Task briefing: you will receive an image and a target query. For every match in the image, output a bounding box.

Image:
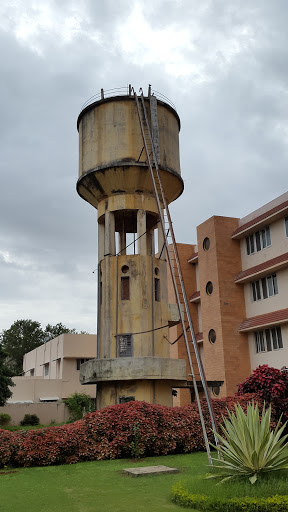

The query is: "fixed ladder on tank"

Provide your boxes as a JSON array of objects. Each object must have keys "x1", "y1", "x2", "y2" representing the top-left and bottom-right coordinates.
[{"x1": 134, "y1": 88, "x2": 219, "y2": 464}]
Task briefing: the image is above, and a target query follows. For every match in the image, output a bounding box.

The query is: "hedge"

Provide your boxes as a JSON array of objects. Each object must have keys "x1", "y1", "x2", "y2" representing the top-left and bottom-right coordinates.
[
  {"x1": 171, "y1": 483, "x2": 288, "y2": 511},
  {"x1": 0, "y1": 394, "x2": 273, "y2": 468}
]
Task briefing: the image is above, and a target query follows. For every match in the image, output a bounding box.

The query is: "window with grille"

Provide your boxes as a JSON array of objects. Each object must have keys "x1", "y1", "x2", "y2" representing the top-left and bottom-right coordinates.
[
  {"x1": 119, "y1": 396, "x2": 135, "y2": 404},
  {"x1": 251, "y1": 274, "x2": 278, "y2": 301},
  {"x1": 254, "y1": 326, "x2": 283, "y2": 353},
  {"x1": 117, "y1": 334, "x2": 133, "y2": 357},
  {"x1": 246, "y1": 226, "x2": 271, "y2": 255}
]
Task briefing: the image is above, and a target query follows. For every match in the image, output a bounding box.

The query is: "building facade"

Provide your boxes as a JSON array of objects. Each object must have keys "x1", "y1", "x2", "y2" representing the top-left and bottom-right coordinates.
[
  {"x1": 171, "y1": 191, "x2": 288, "y2": 405},
  {"x1": 1, "y1": 334, "x2": 97, "y2": 423}
]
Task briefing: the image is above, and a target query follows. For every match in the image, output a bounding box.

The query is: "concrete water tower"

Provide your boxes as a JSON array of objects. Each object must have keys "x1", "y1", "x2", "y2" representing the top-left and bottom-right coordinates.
[{"x1": 77, "y1": 86, "x2": 187, "y2": 408}]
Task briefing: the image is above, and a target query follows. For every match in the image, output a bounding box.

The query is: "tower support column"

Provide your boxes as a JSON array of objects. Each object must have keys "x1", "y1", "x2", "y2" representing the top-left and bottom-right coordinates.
[
  {"x1": 104, "y1": 211, "x2": 115, "y2": 256},
  {"x1": 137, "y1": 210, "x2": 147, "y2": 255}
]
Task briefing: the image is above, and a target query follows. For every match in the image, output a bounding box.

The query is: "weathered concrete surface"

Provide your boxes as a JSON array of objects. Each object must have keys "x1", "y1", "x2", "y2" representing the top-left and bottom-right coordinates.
[
  {"x1": 168, "y1": 303, "x2": 181, "y2": 326},
  {"x1": 80, "y1": 356, "x2": 187, "y2": 384},
  {"x1": 122, "y1": 465, "x2": 179, "y2": 477}
]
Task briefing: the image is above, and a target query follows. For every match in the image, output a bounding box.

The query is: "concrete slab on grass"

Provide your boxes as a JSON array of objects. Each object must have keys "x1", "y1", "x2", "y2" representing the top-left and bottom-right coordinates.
[{"x1": 122, "y1": 465, "x2": 179, "y2": 477}]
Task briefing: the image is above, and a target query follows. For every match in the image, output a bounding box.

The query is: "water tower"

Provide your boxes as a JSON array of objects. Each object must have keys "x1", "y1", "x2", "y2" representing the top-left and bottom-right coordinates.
[{"x1": 77, "y1": 86, "x2": 187, "y2": 408}]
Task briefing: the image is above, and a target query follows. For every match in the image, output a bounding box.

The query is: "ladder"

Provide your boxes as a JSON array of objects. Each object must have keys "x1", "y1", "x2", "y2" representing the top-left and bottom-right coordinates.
[{"x1": 134, "y1": 90, "x2": 218, "y2": 464}]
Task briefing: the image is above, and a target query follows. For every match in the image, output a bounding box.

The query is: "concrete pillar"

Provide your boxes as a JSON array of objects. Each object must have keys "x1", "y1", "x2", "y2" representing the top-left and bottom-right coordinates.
[
  {"x1": 137, "y1": 210, "x2": 147, "y2": 255},
  {"x1": 147, "y1": 230, "x2": 154, "y2": 256},
  {"x1": 158, "y1": 219, "x2": 166, "y2": 259},
  {"x1": 104, "y1": 211, "x2": 115, "y2": 256},
  {"x1": 118, "y1": 231, "x2": 126, "y2": 255},
  {"x1": 98, "y1": 222, "x2": 105, "y2": 261}
]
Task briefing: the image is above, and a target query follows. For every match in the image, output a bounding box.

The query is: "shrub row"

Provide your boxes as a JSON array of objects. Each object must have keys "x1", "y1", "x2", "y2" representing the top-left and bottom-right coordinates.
[
  {"x1": 237, "y1": 365, "x2": 288, "y2": 423},
  {"x1": 0, "y1": 394, "x2": 273, "y2": 468},
  {"x1": 171, "y1": 483, "x2": 288, "y2": 511}
]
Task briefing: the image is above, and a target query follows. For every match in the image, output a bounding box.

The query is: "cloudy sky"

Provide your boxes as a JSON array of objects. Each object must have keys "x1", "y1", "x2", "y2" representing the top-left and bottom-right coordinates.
[{"x1": 0, "y1": 0, "x2": 287, "y2": 334}]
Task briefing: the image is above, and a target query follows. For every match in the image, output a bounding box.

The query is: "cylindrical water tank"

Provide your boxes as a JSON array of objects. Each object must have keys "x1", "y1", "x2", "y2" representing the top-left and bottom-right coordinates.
[{"x1": 77, "y1": 94, "x2": 183, "y2": 208}]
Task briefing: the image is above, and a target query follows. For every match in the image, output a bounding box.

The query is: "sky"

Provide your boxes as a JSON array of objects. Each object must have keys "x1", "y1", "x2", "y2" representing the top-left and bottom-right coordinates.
[{"x1": 0, "y1": 0, "x2": 287, "y2": 335}]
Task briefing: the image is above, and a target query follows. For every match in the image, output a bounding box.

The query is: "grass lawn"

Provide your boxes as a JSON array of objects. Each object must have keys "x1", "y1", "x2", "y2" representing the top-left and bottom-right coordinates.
[{"x1": 1, "y1": 452, "x2": 207, "y2": 512}]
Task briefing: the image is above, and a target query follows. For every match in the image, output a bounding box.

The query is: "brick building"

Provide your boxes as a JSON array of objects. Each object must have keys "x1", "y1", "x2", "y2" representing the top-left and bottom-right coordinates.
[{"x1": 170, "y1": 191, "x2": 288, "y2": 405}]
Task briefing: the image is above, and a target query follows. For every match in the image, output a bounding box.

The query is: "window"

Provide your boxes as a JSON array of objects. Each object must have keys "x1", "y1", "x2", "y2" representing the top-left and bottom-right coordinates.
[
  {"x1": 117, "y1": 334, "x2": 133, "y2": 357},
  {"x1": 76, "y1": 358, "x2": 92, "y2": 370},
  {"x1": 251, "y1": 274, "x2": 278, "y2": 301},
  {"x1": 206, "y1": 281, "x2": 213, "y2": 295},
  {"x1": 208, "y1": 329, "x2": 216, "y2": 344},
  {"x1": 121, "y1": 277, "x2": 130, "y2": 300},
  {"x1": 285, "y1": 217, "x2": 288, "y2": 237},
  {"x1": 203, "y1": 237, "x2": 210, "y2": 251},
  {"x1": 119, "y1": 396, "x2": 135, "y2": 404},
  {"x1": 44, "y1": 363, "x2": 49, "y2": 377},
  {"x1": 246, "y1": 226, "x2": 271, "y2": 255},
  {"x1": 30, "y1": 369, "x2": 35, "y2": 377},
  {"x1": 254, "y1": 326, "x2": 283, "y2": 353},
  {"x1": 211, "y1": 386, "x2": 220, "y2": 397},
  {"x1": 155, "y1": 278, "x2": 160, "y2": 301}
]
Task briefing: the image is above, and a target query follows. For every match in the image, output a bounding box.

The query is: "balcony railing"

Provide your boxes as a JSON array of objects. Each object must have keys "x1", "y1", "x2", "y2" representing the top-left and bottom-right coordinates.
[{"x1": 80, "y1": 85, "x2": 177, "y2": 112}]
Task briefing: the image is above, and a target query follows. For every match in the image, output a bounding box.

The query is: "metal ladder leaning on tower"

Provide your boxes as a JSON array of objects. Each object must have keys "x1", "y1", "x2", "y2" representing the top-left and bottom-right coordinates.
[{"x1": 134, "y1": 86, "x2": 219, "y2": 465}]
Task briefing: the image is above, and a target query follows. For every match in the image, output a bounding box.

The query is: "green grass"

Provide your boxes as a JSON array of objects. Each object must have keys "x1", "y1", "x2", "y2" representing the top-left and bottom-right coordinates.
[
  {"x1": 0, "y1": 452, "x2": 207, "y2": 512},
  {"x1": 2, "y1": 451, "x2": 287, "y2": 511},
  {"x1": 183, "y1": 469, "x2": 288, "y2": 500}
]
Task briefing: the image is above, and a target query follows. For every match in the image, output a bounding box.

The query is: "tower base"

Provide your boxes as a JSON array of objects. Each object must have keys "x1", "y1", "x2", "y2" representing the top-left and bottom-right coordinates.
[{"x1": 80, "y1": 356, "x2": 187, "y2": 408}]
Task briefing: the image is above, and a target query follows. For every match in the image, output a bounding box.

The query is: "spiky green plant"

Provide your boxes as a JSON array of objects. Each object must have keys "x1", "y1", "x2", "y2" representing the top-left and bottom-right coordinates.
[{"x1": 208, "y1": 401, "x2": 288, "y2": 484}]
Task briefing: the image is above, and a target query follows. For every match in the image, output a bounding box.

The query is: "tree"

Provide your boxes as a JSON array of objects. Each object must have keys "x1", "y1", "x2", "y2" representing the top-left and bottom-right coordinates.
[
  {"x1": 65, "y1": 392, "x2": 95, "y2": 422},
  {"x1": 44, "y1": 322, "x2": 76, "y2": 342},
  {"x1": 0, "y1": 320, "x2": 83, "y2": 376},
  {"x1": 0, "y1": 345, "x2": 14, "y2": 406},
  {"x1": 0, "y1": 320, "x2": 45, "y2": 375}
]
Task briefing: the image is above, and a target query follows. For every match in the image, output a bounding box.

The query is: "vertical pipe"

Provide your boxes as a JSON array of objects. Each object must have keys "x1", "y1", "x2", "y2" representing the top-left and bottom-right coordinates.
[
  {"x1": 151, "y1": 252, "x2": 155, "y2": 356},
  {"x1": 97, "y1": 263, "x2": 101, "y2": 359},
  {"x1": 115, "y1": 253, "x2": 119, "y2": 356}
]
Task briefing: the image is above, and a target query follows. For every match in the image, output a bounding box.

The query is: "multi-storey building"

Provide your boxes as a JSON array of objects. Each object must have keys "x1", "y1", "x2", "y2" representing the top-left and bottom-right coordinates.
[
  {"x1": 2, "y1": 334, "x2": 97, "y2": 424},
  {"x1": 170, "y1": 191, "x2": 288, "y2": 405}
]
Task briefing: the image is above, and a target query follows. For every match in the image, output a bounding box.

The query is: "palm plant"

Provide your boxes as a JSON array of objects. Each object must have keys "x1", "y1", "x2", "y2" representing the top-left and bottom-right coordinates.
[{"x1": 208, "y1": 401, "x2": 288, "y2": 484}]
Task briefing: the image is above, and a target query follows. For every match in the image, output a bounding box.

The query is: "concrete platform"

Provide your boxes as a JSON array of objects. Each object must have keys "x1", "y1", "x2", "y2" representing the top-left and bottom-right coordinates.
[
  {"x1": 122, "y1": 465, "x2": 179, "y2": 477},
  {"x1": 80, "y1": 356, "x2": 187, "y2": 384}
]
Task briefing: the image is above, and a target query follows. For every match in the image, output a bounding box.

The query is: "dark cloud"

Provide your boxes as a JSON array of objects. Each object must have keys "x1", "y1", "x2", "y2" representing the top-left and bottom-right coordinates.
[{"x1": 0, "y1": 0, "x2": 287, "y2": 332}]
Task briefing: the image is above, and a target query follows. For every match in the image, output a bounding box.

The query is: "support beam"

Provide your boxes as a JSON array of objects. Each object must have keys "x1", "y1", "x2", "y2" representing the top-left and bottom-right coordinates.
[
  {"x1": 104, "y1": 211, "x2": 115, "y2": 256},
  {"x1": 137, "y1": 210, "x2": 147, "y2": 255}
]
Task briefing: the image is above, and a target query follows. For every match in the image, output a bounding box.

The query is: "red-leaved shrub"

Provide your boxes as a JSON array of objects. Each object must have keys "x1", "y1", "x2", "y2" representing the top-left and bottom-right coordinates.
[
  {"x1": 0, "y1": 394, "x2": 274, "y2": 468},
  {"x1": 237, "y1": 365, "x2": 288, "y2": 422}
]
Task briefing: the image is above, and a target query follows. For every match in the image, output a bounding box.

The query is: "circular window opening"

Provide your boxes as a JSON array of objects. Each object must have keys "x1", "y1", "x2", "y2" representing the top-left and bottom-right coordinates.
[
  {"x1": 206, "y1": 281, "x2": 213, "y2": 295},
  {"x1": 212, "y1": 386, "x2": 220, "y2": 397},
  {"x1": 203, "y1": 237, "x2": 210, "y2": 251},
  {"x1": 208, "y1": 329, "x2": 216, "y2": 344},
  {"x1": 121, "y1": 265, "x2": 129, "y2": 274},
  {"x1": 155, "y1": 267, "x2": 160, "y2": 276}
]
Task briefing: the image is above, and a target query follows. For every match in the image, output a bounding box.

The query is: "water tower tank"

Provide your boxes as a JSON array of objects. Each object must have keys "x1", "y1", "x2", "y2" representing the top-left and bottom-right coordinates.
[{"x1": 77, "y1": 86, "x2": 186, "y2": 409}]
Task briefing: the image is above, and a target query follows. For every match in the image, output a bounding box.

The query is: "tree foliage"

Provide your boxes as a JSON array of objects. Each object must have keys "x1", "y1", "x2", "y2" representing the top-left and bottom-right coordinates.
[
  {"x1": 44, "y1": 323, "x2": 76, "y2": 342},
  {"x1": 65, "y1": 392, "x2": 95, "y2": 422},
  {"x1": 0, "y1": 345, "x2": 14, "y2": 406},
  {"x1": 0, "y1": 319, "x2": 83, "y2": 375}
]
